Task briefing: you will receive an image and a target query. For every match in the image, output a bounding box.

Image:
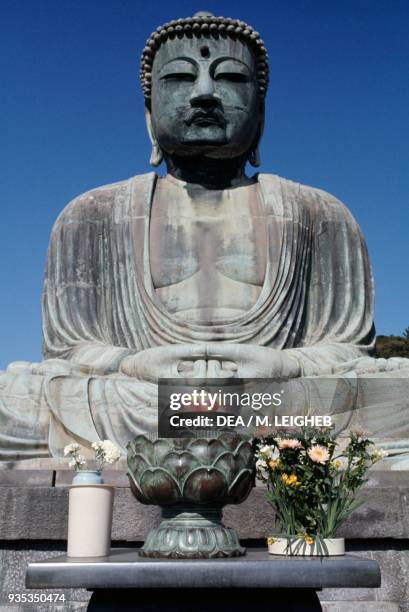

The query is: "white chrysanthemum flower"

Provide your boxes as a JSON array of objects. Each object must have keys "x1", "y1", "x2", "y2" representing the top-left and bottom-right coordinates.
[
  {"x1": 101, "y1": 440, "x2": 121, "y2": 462},
  {"x1": 371, "y1": 448, "x2": 388, "y2": 462},
  {"x1": 92, "y1": 439, "x2": 121, "y2": 467},
  {"x1": 278, "y1": 438, "x2": 302, "y2": 450},
  {"x1": 101, "y1": 440, "x2": 115, "y2": 451},
  {"x1": 307, "y1": 444, "x2": 330, "y2": 464},
  {"x1": 64, "y1": 443, "x2": 80, "y2": 456},
  {"x1": 256, "y1": 458, "x2": 268, "y2": 480},
  {"x1": 105, "y1": 449, "x2": 121, "y2": 464},
  {"x1": 258, "y1": 444, "x2": 275, "y2": 458},
  {"x1": 331, "y1": 458, "x2": 345, "y2": 470}
]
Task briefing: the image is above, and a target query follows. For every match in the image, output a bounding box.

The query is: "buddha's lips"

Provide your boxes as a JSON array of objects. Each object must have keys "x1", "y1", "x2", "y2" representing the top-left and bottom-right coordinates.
[{"x1": 185, "y1": 109, "x2": 226, "y2": 128}]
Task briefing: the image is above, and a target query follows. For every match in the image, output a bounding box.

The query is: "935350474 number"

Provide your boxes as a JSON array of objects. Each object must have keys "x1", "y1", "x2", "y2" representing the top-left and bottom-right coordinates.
[{"x1": 8, "y1": 593, "x2": 66, "y2": 603}]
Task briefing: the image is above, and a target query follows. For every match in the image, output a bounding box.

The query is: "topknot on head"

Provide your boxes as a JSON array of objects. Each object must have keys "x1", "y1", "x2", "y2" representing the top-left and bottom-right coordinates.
[{"x1": 193, "y1": 11, "x2": 215, "y2": 18}]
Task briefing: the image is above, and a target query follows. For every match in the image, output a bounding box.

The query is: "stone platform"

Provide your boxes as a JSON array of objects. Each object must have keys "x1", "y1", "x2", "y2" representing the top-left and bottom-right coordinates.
[
  {"x1": 25, "y1": 548, "x2": 380, "y2": 611},
  {"x1": 1, "y1": 460, "x2": 409, "y2": 611}
]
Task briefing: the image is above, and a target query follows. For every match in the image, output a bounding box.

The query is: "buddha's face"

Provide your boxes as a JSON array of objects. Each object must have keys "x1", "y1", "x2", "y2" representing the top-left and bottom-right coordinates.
[{"x1": 149, "y1": 35, "x2": 262, "y2": 159}]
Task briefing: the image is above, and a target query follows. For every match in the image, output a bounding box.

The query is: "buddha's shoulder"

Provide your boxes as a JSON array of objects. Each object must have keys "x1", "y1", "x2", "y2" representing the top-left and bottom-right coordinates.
[
  {"x1": 54, "y1": 173, "x2": 155, "y2": 224},
  {"x1": 258, "y1": 173, "x2": 358, "y2": 225}
]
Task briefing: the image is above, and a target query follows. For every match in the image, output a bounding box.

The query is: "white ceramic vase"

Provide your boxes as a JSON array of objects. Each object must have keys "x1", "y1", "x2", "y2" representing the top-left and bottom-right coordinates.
[
  {"x1": 268, "y1": 537, "x2": 345, "y2": 556},
  {"x1": 67, "y1": 484, "x2": 115, "y2": 557}
]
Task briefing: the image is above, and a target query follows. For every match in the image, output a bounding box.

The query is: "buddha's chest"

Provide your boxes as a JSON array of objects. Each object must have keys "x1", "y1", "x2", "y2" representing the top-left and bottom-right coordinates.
[
  {"x1": 150, "y1": 186, "x2": 266, "y2": 287},
  {"x1": 148, "y1": 181, "x2": 267, "y2": 320},
  {"x1": 150, "y1": 213, "x2": 266, "y2": 286}
]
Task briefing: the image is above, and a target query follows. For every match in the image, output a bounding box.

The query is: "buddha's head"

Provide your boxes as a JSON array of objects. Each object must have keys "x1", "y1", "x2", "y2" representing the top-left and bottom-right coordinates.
[{"x1": 140, "y1": 13, "x2": 269, "y2": 172}]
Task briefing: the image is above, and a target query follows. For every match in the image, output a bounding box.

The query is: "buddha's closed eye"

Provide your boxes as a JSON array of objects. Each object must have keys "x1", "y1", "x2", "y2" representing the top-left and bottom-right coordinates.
[
  {"x1": 214, "y1": 72, "x2": 249, "y2": 83},
  {"x1": 161, "y1": 73, "x2": 196, "y2": 82}
]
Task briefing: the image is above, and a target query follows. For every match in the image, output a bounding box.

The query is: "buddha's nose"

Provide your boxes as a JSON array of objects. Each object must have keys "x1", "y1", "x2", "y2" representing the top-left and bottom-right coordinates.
[{"x1": 190, "y1": 73, "x2": 220, "y2": 107}]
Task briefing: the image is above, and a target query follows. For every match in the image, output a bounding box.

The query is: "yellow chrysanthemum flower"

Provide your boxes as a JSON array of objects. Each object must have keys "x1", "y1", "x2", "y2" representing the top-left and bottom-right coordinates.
[{"x1": 281, "y1": 473, "x2": 298, "y2": 486}]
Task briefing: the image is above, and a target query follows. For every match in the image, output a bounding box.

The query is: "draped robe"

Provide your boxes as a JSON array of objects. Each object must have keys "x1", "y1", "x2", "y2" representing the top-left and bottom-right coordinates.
[{"x1": 1, "y1": 172, "x2": 408, "y2": 460}]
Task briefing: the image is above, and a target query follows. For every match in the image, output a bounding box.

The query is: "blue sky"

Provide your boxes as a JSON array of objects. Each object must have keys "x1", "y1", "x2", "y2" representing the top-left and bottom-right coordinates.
[{"x1": 1, "y1": 0, "x2": 408, "y2": 368}]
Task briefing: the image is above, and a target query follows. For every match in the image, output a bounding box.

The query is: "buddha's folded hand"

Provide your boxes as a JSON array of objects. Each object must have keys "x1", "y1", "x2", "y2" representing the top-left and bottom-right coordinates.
[
  {"x1": 204, "y1": 343, "x2": 301, "y2": 379},
  {"x1": 119, "y1": 343, "x2": 302, "y2": 382},
  {"x1": 119, "y1": 344, "x2": 209, "y2": 381}
]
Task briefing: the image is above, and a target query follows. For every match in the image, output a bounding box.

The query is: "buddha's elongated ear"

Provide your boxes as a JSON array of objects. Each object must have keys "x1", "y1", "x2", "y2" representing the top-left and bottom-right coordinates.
[
  {"x1": 145, "y1": 105, "x2": 163, "y2": 167},
  {"x1": 249, "y1": 146, "x2": 261, "y2": 167},
  {"x1": 248, "y1": 105, "x2": 265, "y2": 168}
]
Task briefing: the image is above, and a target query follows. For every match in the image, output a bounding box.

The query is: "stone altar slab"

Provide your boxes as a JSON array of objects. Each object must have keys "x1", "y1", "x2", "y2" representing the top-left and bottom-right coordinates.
[{"x1": 26, "y1": 548, "x2": 380, "y2": 590}]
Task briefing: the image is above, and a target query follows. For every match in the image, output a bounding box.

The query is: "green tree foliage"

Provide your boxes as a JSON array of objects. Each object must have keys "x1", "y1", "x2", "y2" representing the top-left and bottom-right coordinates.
[{"x1": 375, "y1": 330, "x2": 409, "y2": 359}]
